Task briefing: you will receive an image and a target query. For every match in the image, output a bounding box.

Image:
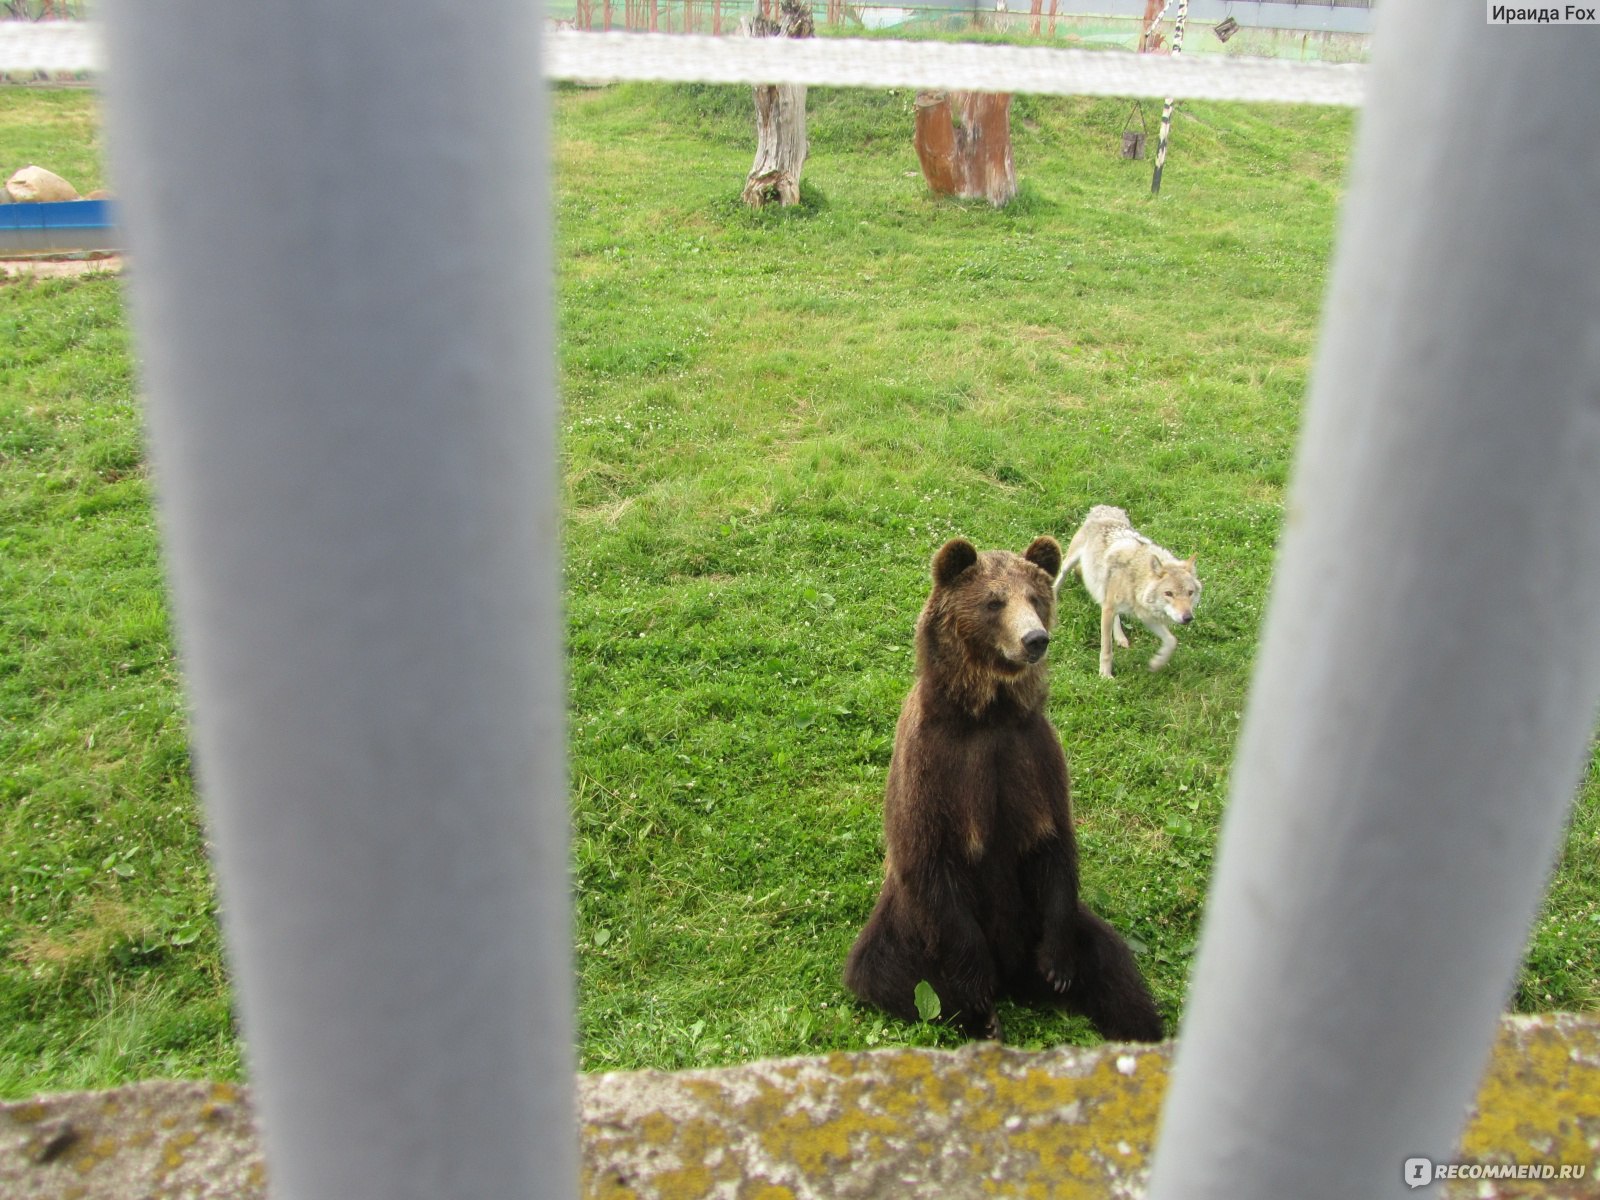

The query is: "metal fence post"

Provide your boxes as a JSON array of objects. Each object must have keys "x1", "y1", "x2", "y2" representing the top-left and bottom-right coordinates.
[
  {"x1": 1148, "y1": 4, "x2": 1600, "y2": 1198},
  {"x1": 99, "y1": 4, "x2": 575, "y2": 1198}
]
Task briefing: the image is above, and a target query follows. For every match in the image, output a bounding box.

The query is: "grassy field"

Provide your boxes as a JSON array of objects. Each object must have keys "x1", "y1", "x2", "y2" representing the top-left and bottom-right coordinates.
[{"x1": 2, "y1": 81, "x2": 1595, "y2": 1097}]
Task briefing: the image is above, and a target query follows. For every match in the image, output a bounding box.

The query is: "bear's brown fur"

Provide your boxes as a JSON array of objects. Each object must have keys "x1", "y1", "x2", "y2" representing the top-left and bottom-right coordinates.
[{"x1": 844, "y1": 536, "x2": 1163, "y2": 1042}]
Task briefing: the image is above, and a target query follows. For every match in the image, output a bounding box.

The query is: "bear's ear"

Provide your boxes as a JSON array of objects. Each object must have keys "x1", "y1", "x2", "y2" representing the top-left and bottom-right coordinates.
[
  {"x1": 1023, "y1": 536, "x2": 1062, "y2": 580},
  {"x1": 932, "y1": 538, "x2": 979, "y2": 587}
]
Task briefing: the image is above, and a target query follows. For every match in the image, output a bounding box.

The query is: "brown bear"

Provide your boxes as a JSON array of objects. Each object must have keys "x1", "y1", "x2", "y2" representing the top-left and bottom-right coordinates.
[{"x1": 843, "y1": 535, "x2": 1164, "y2": 1043}]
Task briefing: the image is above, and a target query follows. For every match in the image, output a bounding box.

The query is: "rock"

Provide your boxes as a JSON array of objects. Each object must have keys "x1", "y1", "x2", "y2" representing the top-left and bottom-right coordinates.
[{"x1": 5, "y1": 165, "x2": 79, "y2": 203}]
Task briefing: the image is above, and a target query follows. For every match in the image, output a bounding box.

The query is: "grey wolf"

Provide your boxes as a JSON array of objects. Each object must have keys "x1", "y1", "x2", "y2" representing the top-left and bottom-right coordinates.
[{"x1": 1057, "y1": 505, "x2": 1201, "y2": 678}]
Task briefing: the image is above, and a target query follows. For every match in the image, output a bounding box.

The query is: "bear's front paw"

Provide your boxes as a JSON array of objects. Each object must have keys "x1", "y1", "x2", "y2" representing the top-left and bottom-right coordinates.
[{"x1": 1037, "y1": 946, "x2": 1075, "y2": 996}]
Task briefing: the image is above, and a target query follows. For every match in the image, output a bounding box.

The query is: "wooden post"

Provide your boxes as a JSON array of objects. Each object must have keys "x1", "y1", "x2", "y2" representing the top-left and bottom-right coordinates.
[
  {"x1": 913, "y1": 90, "x2": 1017, "y2": 208},
  {"x1": 741, "y1": 0, "x2": 813, "y2": 208}
]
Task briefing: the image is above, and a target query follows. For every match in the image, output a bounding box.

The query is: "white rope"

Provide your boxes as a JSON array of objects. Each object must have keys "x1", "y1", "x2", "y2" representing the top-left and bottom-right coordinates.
[{"x1": 0, "y1": 21, "x2": 1367, "y2": 107}]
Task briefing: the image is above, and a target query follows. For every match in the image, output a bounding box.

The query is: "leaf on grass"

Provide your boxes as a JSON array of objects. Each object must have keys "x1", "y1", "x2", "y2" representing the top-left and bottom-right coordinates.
[{"x1": 913, "y1": 979, "x2": 942, "y2": 1022}]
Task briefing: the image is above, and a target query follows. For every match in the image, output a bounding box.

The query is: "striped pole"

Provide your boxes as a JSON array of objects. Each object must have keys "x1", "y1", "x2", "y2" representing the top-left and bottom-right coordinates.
[{"x1": 1149, "y1": 0, "x2": 1188, "y2": 196}]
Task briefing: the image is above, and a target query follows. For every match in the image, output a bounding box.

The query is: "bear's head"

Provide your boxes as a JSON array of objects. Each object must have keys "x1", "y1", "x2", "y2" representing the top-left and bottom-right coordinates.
[{"x1": 916, "y1": 536, "x2": 1063, "y2": 715}]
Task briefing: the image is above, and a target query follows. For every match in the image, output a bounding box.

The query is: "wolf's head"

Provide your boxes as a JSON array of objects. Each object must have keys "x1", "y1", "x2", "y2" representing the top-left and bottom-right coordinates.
[{"x1": 1144, "y1": 555, "x2": 1201, "y2": 626}]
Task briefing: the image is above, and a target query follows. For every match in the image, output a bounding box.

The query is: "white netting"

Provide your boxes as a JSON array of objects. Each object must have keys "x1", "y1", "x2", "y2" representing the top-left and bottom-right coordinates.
[{"x1": 1, "y1": 21, "x2": 1366, "y2": 105}]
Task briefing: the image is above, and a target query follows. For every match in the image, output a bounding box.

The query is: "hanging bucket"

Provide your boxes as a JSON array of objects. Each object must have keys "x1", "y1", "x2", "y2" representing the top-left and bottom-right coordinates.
[
  {"x1": 1121, "y1": 103, "x2": 1147, "y2": 160},
  {"x1": 1214, "y1": 15, "x2": 1239, "y2": 42}
]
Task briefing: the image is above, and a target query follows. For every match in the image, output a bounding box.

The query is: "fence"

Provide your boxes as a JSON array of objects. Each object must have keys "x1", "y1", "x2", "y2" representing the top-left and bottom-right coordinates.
[
  {"x1": 552, "y1": 0, "x2": 1373, "y2": 37},
  {"x1": 8, "y1": 5, "x2": 1598, "y2": 1199}
]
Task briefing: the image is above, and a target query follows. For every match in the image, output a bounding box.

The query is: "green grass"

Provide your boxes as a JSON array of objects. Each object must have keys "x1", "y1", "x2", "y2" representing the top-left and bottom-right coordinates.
[{"x1": 2, "y1": 81, "x2": 1596, "y2": 1095}]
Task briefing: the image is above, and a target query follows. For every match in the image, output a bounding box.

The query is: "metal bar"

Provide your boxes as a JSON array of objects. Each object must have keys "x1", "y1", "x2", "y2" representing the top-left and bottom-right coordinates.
[
  {"x1": 98, "y1": 5, "x2": 576, "y2": 1199},
  {"x1": 1148, "y1": 4, "x2": 1600, "y2": 1198}
]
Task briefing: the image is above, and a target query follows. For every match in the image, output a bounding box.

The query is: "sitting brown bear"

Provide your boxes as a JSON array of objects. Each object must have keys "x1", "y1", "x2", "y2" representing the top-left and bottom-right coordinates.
[{"x1": 844, "y1": 535, "x2": 1164, "y2": 1043}]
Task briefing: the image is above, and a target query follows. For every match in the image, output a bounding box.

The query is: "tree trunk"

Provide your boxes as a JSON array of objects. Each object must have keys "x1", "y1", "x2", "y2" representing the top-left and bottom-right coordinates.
[
  {"x1": 1139, "y1": 0, "x2": 1166, "y2": 52},
  {"x1": 913, "y1": 91, "x2": 1017, "y2": 208},
  {"x1": 741, "y1": 0, "x2": 814, "y2": 209}
]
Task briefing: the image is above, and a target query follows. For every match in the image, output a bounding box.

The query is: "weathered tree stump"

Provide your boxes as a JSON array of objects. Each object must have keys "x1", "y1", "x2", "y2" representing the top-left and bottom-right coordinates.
[
  {"x1": 913, "y1": 91, "x2": 1017, "y2": 208},
  {"x1": 741, "y1": 0, "x2": 813, "y2": 208}
]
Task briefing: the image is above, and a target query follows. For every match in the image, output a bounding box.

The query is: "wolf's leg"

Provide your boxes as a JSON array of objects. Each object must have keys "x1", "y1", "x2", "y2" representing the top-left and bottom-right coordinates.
[
  {"x1": 1146, "y1": 621, "x2": 1178, "y2": 671},
  {"x1": 1099, "y1": 603, "x2": 1119, "y2": 678},
  {"x1": 1114, "y1": 616, "x2": 1130, "y2": 649}
]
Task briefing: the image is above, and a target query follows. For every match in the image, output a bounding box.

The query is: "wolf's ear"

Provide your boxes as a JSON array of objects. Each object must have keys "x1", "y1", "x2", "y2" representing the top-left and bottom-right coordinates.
[
  {"x1": 1184, "y1": 556, "x2": 1197, "y2": 571},
  {"x1": 932, "y1": 538, "x2": 979, "y2": 587},
  {"x1": 1023, "y1": 536, "x2": 1062, "y2": 580}
]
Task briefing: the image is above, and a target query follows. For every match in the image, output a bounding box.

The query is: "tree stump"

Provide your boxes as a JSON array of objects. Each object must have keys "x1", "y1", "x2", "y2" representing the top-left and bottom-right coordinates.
[
  {"x1": 913, "y1": 91, "x2": 1017, "y2": 208},
  {"x1": 741, "y1": 0, "x2": 813, "y2": 208}
]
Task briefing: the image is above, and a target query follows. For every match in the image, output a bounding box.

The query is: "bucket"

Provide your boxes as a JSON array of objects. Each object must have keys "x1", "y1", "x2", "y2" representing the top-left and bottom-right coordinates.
[{"x1": 1121, "y1": 104, "x2": 1147, "y2": 160}]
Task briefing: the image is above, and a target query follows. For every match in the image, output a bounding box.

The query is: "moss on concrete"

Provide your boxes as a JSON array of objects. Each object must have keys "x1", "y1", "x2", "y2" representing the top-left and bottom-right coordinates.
[{"x1": 2, "y1": 1015, "x2": 1595, "y2": 1199}]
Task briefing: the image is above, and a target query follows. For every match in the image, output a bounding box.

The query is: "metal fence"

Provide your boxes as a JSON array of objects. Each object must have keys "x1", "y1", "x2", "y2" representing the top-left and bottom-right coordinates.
[{"x1": 21, "y1": 4, "x2": 1597, "y2": 1198}]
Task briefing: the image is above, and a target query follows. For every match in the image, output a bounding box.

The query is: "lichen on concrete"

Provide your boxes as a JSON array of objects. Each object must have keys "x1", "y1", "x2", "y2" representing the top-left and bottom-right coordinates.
[
  {"x1": 2, "y1": 1014, "x2": 1596, "y2": 1199},
  {"x1": 579, "y1": 1038, "x2": 1171, "y2": 1199}
]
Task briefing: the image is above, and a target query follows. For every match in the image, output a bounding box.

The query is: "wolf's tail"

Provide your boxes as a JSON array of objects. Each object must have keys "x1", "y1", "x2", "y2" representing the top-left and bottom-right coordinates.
[{"x1": 1055, "y1": 526, "x2": 1088, "y2": 592}]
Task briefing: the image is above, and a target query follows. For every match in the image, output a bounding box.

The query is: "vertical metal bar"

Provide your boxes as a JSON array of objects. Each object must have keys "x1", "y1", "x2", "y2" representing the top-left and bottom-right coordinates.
[
  {"x1": 1149, "y1": 5, "x2": 1600, "y2": 1199},
  {"x1": 1148, "y1": 0, "x2": 1186, "y2": 195},
  {"x1": 99, "y1": 5, "x2": 576, "y2": 1199}
]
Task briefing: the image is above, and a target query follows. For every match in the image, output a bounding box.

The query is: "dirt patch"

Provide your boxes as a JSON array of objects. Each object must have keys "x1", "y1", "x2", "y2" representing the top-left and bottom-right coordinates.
[{"x1": 1, "y1": 254, "x2": 122, "y2": 280}]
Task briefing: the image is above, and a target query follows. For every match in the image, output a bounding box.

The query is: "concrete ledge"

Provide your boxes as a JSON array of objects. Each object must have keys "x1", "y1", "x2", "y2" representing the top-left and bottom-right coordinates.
[{"x1": 3, "y1": 1014, "x2": 1596, "y2": 1199}]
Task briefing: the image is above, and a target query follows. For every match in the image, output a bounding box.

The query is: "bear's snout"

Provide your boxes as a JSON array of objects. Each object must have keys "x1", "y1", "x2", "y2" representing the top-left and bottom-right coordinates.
[{"x1": 1022, "y1": 629, "x2": 1050, "y2": 662}]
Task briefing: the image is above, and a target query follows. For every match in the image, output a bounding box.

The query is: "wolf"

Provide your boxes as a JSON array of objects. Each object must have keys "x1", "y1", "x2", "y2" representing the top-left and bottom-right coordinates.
[{"x1": 1057, "y1": 505, "x2": 1201, "y2": 678}]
